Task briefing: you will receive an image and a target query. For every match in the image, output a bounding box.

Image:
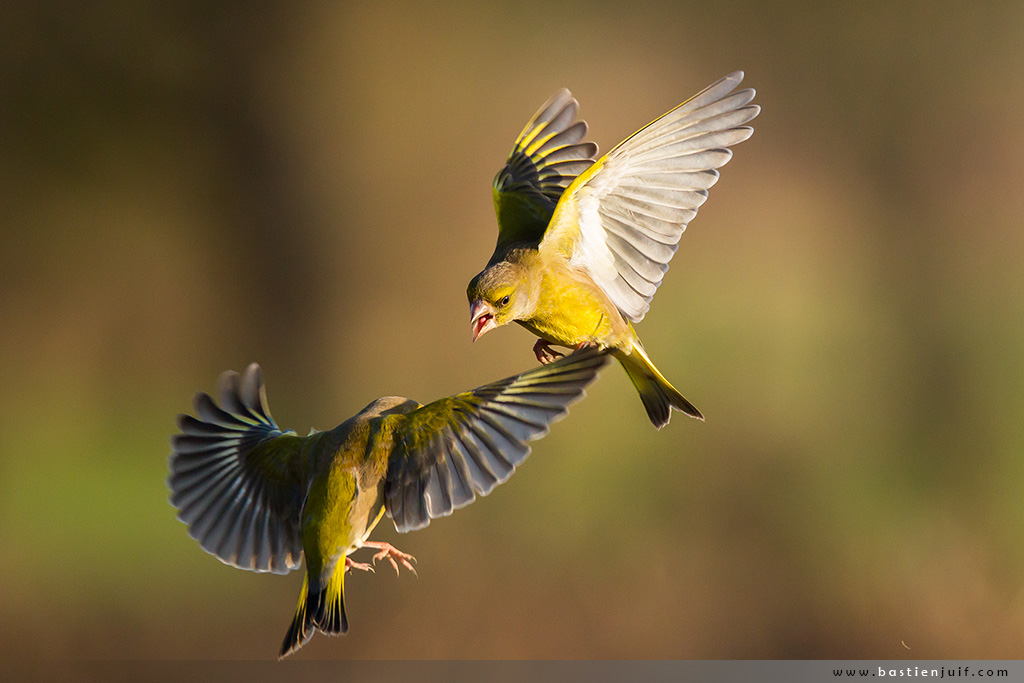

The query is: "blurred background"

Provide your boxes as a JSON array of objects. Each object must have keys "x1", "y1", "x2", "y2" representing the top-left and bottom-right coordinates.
[{"x1": 2, "y1": 0, "x2": 1023, "y2": 662}]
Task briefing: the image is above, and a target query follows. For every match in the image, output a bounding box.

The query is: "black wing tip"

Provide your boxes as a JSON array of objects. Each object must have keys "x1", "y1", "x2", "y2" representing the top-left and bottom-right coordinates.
[
  {"x1": 218, "y1": 362, "x2": 260, "y2": 392},
  {"x1": 190, "y1": 390, "x2": 213, "y2": 414},
  {"x1": 175, "y1": 410, "x2": 199, "y2": 431},
  {"x1": 213, "y1": 363, "x2": 276, "y2": 423}
]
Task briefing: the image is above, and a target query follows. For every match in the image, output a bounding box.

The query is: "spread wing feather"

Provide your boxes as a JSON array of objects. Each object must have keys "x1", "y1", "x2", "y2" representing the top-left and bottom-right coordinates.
[
  {"x1": 491, "y1": 89, "x2": 599, "y2": 255},
  {"x1": 383, "y1": 348, "x2": 609, "y2": 532},
  {"x1": 168, "y1": 364, "x2": 305, "y2": 574},
  {"x1": 540, "y1": 71, "x2": 759, "y2": 322}
]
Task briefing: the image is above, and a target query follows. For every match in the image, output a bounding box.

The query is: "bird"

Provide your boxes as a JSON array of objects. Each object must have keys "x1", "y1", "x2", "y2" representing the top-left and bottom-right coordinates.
[
  {"x1": 468, "y1": 72, "x2": 759, "y2": 428},
  {"x1": 167, "y1": 348, "x2": 608, "y2": 658}
]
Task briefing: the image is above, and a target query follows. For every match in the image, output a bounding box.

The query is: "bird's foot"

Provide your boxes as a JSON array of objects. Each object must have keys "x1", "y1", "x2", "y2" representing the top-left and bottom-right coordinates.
[
  {"x1": 362, "y1": 541, "x2": 418, "y2": 577},
  {"x1": 573, "y1": 341, "x2": 599, "y2": 353},
  {"x1": 345, "y1": 557, "x2": 375, "y2": 573},
  {"x1": 533, "y1": 339, "x2": 565, "y2": 365}
]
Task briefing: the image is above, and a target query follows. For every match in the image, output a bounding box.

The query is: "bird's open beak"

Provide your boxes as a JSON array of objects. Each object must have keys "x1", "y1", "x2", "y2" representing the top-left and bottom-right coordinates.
[{"x1": 470, "y1": 300, "x2": 497, "y2": 342}]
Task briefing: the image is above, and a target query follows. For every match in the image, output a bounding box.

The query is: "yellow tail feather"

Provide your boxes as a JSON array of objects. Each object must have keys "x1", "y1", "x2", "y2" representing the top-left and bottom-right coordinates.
[
  {"x1": 278, "y1": 565, "x2": 348, "y2": 659},
  {"x1": 316, "y1": 562, "x2": 348, "y2": 636},
  {"x1": 616, "y1": 345, "x2": 703, "y2": 429},
  {"x1": 279, "y1": 573, "x2": 312, "y2": 659}
]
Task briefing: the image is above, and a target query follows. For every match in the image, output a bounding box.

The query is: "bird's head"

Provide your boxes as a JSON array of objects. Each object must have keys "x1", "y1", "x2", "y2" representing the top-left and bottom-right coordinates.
[{"x1": 467, "y1": 262, "x2": 528, "y2": 342}]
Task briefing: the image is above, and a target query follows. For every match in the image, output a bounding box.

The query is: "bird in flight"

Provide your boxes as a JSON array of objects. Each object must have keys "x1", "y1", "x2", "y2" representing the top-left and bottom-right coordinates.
[
  {"x1": 468, "y1": 72, "x2": 759, "y2": 427},
  {"x1": 167, "y1": 348, "x2": 608, "y2": 657}
]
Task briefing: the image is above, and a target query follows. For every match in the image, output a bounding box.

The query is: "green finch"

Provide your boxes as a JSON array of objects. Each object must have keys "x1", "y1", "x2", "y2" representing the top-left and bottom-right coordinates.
[
  {"x1": 468, "y1": 72, "x2": 759, "y2": 428},
  {"x1": 167, "y1": 348, "x2": 607, "y2": 658}
]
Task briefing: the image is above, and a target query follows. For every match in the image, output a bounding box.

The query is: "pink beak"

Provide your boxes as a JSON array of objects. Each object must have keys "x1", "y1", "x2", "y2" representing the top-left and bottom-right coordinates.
[{"x1": 470, "y1": 300, "x2": 497, "y2": 342}]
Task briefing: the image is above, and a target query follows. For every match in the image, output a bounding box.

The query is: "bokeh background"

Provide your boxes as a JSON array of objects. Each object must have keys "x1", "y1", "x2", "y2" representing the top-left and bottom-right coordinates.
[{"x1": 2, "y1": 0, "x2": 1023, "y2": 662}]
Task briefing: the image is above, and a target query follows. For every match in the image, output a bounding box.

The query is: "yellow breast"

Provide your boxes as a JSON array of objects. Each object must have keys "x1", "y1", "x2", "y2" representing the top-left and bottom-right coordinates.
[{"x1": 520, "y1": 262, "x2": 632, "y2": 349}]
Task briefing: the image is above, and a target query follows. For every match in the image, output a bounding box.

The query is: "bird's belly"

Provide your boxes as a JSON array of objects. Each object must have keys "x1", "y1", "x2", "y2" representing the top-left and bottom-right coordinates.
[
  {"x1": 351, "y1": 496, "x2": 386, "y2": 551},
  {"x1": 303, "y1": 465, "x2": 385, "y2": 577}
]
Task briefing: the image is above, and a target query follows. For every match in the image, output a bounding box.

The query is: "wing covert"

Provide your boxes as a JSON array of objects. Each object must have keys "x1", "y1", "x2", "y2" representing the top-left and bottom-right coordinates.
[{"x1": 384, "y1": 348, "x2": 609, "y2": 532}]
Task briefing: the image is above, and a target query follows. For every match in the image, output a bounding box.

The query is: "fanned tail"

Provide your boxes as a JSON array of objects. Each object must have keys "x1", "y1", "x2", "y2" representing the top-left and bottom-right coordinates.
[
  {"x1": 279, "y1": 566, "x2": 348, "y2": 659},
  {"x1": 616, "y1": 345, "x2": 703, "y2": 429}
]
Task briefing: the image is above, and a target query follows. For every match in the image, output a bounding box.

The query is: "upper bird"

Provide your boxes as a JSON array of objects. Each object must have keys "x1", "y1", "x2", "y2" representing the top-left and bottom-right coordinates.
[
  {"x1": 167, "y1": 348, "x2": 608, "y2": 658},
  {"x1": 468, "y1": 72, "x2": 759, "y2": 428}
]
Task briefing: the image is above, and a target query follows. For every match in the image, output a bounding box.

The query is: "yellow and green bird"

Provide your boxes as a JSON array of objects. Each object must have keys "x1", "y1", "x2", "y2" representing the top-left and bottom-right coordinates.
[
  {"x1": 468, "y1": 72, "x2": 759, "y2": 428},
  {"x1": 167, "y1": 348, "x2": 608, "y2": 658}
]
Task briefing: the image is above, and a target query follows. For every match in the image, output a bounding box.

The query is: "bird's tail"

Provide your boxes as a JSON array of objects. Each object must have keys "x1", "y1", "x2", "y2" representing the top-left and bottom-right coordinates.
[
  {"x1": 279, "y1": 565, "x2": 348, "y2": 659},
  {"x1": 615, "y1": 344, "x2": 703, "y2": 428}
]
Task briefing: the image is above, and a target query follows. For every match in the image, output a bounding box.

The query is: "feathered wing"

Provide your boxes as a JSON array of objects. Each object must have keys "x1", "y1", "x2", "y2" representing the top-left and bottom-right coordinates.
[
  {"x1": 384, "y1": 347, "x2": 610, "y2": 532},
  {"x1": 491, "y1": 89, "x2": 599, "y2": 255},
  {"x1": 168, "y1": 363, "x2": 306, "y2": 574},
  {"x1": 540, "y1": 71, "x2": 760, "y2": 322}
]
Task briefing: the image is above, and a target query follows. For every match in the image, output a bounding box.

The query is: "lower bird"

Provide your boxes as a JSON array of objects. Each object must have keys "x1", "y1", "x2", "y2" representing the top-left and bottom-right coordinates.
[
  {"x1": 469, "y1": 72, "x2": 759, "y2": 427},
  {"x1": 167, "y1": 348, "x2": 607, "y2": 658}
]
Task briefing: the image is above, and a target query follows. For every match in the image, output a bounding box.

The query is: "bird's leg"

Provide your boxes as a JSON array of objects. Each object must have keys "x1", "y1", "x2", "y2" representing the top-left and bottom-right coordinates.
[
  {"x1": 362, "y1": 541, "x2": 418, "y2": 577},
  {"x1": 533, "y1": 339, "x2": 565, "y2": 365},
  {"x1": 574, "y1": 341, "x2": 599, "y2": 352},
  {"x1": 345, "y1": 556, "x2": 374, "y2": 573}
]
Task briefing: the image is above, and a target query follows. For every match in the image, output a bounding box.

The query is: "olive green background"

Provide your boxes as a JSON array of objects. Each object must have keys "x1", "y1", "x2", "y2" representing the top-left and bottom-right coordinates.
[{"x1": 2, "y1": 0, "x2": 1022, "y2": 661}]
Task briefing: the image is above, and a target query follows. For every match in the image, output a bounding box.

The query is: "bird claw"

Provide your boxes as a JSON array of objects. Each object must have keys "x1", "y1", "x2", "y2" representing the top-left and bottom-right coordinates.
[
  {"x1": 345, "y1": 557, "x2": 374, "y2": 573},
  {"x1": 362, "y1": 541, "x2": 418, "y2": 578},
  {"x1": 533, "y1": 339, "x2": 565, "y2": 365}
]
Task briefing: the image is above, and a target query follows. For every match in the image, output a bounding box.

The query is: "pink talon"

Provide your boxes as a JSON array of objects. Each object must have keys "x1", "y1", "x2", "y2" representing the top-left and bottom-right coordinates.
[
  {"x1": 532, "y1": 339, "x2": 565, "y2": 365},
  {"x1": 345, "y1": 557, "x2": 374, "y2": 573},
  {"x1": 361, "y1": 541, "x2": 417, "y2": 577}
]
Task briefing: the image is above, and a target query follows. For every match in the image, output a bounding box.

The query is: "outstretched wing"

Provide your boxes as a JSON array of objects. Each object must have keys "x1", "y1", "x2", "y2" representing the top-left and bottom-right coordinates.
[
  {"x1": 383, "y1": 347, "x2": 609, "y2": 533},
  {"x1": 540, "y1": 71, "x2": 759, "y2": 322},
  {"x1": 168, "y1": 364, "x2": 306, "y2": 574},
  {"x1": 491, "y1": 88, "x2": 598, "y2": 256}
]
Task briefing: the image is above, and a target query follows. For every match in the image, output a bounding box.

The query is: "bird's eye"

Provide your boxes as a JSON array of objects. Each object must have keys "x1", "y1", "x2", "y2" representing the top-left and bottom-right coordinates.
[{"x1": 499, "y1": 295, "x2": 510, "y2": 307}]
